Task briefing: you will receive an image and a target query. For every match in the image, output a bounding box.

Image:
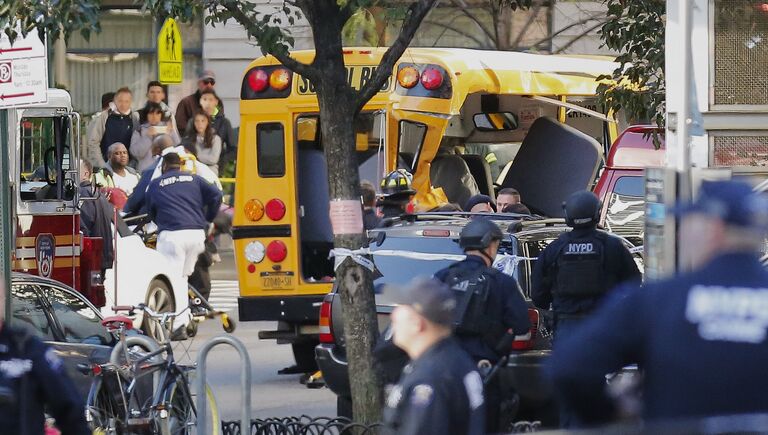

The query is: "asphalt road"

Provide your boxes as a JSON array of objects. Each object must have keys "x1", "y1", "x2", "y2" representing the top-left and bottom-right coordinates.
[{"x1": 174, "y1": 247, "x2": 336, "y2": 421}]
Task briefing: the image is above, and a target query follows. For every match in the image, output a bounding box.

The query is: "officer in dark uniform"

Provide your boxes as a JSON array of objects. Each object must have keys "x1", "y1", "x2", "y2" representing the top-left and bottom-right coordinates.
[
  {"x1": 383, "y1": 278, "x2": 485, "y2": 435},
  {"x1": 549, "y1": 180, "x2": 768, "y2": 426},
  {"x1": 378, "y1": 170, "x2": 415, "y2": 224},
  {"x1": 434, "y1": 218, "x2": 530, "y2": 432},
  {"x1": 0, "y1": 296, "x2": 90, "y2": 434},
  {"x1": 531, "y1": 190, "x2": 640, "y2": 341}
]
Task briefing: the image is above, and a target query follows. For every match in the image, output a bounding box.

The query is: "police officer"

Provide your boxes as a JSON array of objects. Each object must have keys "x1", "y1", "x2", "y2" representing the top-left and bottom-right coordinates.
[
  {"x1": 0, "y1": 284, "x2": 90, "y2": 434},
  {"x1": 434, "y1": 218, "x2": 530, "y2": 431},
  {"x1": 383, "y1": 278, "x2": 485, "y2": 435},
  {"x1": 145, "y1": 152, "x2": 222, "y2": 290},
  {"x1": 549, "y1": 180, "x2": 768, "y2": 426},
  {"x1": 531, "y1": 190, "x2": 640, "y2": 340},
  {"x1": 378, "y1": 169, "x2": 415, "y2": 224}
]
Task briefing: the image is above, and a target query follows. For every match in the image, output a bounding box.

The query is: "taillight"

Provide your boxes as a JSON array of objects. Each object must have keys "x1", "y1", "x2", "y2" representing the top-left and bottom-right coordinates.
[
  {"x1": 269, "y1": 68, "x2": 292, "y2": 91},
  {"x1": 397, "y1": 66, "x2": 419, "y2": 88},
  {"x1": 265, "y1": 198, "x2": 286, "y2": 221},
  {"x1": 319, "y1": 296, "x2": 334, "y2": 344},
  {"x1": 266, "y1": 240, "x2": 287, "y2": 263},
  {"x1": 420, "y1": 68, "x2": 443, "y2": 90},
  {"x1": 244, "y1": 241, "x2": 265, "y2": 263},
  {"x1": 245, "y1": 199, "x2": 264, "y2": 221},
  {"x1": 511, "y1": 308, "x2": 540, "y2": 351},
  {"x1": 247, "y1": 69, "x2": 269, "y2": 92},
  {"x1": 91, "y1": 364, "x2": 102, "y2": 376}
]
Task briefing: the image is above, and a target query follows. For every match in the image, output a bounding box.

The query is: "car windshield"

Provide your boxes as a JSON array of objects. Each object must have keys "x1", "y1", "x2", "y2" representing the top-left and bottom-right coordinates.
[{"x1": 371, "y1": 235, "x2": 464, "y2": 287}]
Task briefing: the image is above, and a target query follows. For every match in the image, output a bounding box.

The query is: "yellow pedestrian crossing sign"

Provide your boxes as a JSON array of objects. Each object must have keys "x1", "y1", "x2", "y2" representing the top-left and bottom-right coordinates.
[{"x1": 158, "y1": 18, "x2": 183, "y2": 84}]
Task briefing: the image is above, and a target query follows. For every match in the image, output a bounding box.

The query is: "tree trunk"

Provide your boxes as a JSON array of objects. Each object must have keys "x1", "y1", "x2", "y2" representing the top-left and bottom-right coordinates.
[{"x1": 308, "y1": 0, "x2": 383, "y2": 425}]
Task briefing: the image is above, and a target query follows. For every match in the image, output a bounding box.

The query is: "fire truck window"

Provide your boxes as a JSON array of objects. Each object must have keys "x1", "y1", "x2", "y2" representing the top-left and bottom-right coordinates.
[
  {"x1": 257, "y1": 123, "x2": 285, "y2": 177},
  {"x1": 20, "y1": 117, "x2": 63, "y2": 201},
  {"x1": 41, "y1": 285, "x2": 113, "y2": 346},
  {"x1": 10, "y1": 284, "x2": 55, "y2": 340}
]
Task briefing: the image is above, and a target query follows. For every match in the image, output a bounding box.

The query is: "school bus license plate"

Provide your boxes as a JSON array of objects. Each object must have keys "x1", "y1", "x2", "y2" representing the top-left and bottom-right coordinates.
[{"x1": 260, "y1": 272, "x2": 294, "y2": 290}]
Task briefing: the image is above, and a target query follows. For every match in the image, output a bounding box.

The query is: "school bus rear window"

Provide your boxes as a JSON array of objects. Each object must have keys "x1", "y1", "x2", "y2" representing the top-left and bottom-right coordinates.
[{"x1": 257, "y1": 123, "x2": 285, "y2": 177}]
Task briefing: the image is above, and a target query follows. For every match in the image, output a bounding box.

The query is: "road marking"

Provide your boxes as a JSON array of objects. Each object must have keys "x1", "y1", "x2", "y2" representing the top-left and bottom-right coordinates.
[{"x1": 208, "y1": 280, "x2": 239, "y2": 312}]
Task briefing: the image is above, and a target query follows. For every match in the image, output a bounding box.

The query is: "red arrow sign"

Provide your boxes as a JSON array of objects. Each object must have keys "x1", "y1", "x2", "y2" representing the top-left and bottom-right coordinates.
[
  {"x1": 0, "y1": 92, "x2": 34, "y2": 100},
  {"x1": 0, "y1": 47, "x2": 33, "y2": 55}
]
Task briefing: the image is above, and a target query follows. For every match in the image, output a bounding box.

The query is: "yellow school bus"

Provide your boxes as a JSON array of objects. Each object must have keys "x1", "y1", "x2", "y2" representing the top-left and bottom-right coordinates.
[
  {"x1": 234, "y1": 49, "x2": 394, "y2": 366},
  {"x1": 234, "y1": 48, "x2": 620, "y2": 365}
]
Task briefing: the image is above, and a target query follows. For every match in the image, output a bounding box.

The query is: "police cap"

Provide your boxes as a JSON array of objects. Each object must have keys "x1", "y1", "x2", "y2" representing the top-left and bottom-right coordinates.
[
  {"x1": 385, "y1": 278, "x2": 456, "y2": 326},
  {"x1": 563, "y1": 191, "x2": 600, "y2": 228},
  {"x1": 674, "y1": 180, "x2": 768, "y2": 230},
  {"x1": 459, "y1": 217, "x2": 503, "y2": 251}
]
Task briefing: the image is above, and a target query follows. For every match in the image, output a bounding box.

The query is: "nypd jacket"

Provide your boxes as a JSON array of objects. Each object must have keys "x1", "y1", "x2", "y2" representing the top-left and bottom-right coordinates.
[
  {"x1": 145, "y1": 169, "x2": 222, "y2": 232},
  {"x1": 549, "y1": 253, "x2": 768, "y2": 425},
  {"x1": 0, "y1": 326, "x2": 89, "y2": 435},
  {"x1": 383, "y1": 337, "x2": 485, "y2": 435},
  {"x1": 434, "y1": 255, "x2": 530, "y2": 362},
  {"x1": 531, "y1": 227, "x2": 640, "y2": 315}
]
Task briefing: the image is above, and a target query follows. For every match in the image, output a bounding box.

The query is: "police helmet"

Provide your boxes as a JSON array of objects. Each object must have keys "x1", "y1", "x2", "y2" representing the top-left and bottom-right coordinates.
[
  {"x1": 380, "y1": 169, "x2": 416, "y2": 198},
  {"x1": 459, "y1": 218, "x2": 503, "y2": 251},
  {"x1": 563, "y1": 191, "x2": 601, "y2": 228}
]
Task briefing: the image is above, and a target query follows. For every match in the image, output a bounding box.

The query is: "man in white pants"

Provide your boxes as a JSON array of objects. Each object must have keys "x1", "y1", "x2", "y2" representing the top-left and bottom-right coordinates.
[{"x1": 145, "y1": 152, "x2": 222, "y2": 289}]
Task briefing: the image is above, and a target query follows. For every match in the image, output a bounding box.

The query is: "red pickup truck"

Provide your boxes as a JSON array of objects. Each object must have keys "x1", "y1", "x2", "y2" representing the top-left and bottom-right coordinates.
[{"x1": 594, "y1": 125, "x2": 665, "y2": 246}]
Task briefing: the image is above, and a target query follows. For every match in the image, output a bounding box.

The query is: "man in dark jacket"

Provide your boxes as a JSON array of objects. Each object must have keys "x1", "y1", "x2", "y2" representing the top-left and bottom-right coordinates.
[
  {"x1": 361, "y1": 180, "x2": 381, "y2": 230},
  {"x1": 175, "y1": 70, "x2": 223, "y2": 131},
  {"x1": 0, "y1": 283, "x2": 90, "y2": 434},
  {"x1": 85, "y1": 87, "x2": 140, "y2": 167},
  {"x1": 145, "y1": 152, "x2": 222, "y2": 288},
  {"x1": 549, "y1": 180, "x2": 768, "y2": 427},
  {"x1": 79, "y1": 159, "x2": 114, "y2": 274}
]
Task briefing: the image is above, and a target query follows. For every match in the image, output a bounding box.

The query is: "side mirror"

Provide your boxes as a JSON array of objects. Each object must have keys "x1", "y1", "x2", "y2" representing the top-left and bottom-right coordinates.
[{"x1": 473, "y1": 112, "x2": 519, "y2": 132}]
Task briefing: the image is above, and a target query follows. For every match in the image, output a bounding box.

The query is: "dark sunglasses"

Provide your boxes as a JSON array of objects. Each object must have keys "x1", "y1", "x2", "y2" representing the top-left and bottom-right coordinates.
[{"x1": 202, "y1": 78, "x2": 215, "y2": 85}]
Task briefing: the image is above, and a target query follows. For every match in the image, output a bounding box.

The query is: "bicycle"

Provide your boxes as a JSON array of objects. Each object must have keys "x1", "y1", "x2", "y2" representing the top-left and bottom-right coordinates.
[{"x1": 84, "y1": 304, "x2": 220, "y2": 435}]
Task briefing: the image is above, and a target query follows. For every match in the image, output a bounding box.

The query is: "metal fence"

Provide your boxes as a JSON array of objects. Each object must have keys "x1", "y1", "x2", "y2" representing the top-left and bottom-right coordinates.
[{"x1": 220, "y1": 416, "x2": 542, "y2": 434}]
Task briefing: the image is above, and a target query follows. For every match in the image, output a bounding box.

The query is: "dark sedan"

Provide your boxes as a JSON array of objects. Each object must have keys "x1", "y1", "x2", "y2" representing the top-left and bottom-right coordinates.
[{"x1": 9, "y1": 273, "x2": 116, "y2": 398}]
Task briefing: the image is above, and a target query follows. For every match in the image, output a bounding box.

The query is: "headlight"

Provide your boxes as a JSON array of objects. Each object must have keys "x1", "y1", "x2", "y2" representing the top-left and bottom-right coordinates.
[{"x1": 245, "y1": 241, "x2": 265, "y2": 263}]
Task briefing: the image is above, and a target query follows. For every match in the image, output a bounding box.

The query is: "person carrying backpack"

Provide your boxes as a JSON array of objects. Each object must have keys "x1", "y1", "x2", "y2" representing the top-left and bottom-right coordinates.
[
  {"x1": 531, "y1": 190, "x2": 641, "y2": 343},
  {"x1": 434, "y1": 217, "x2": 530, "y2": 431}
]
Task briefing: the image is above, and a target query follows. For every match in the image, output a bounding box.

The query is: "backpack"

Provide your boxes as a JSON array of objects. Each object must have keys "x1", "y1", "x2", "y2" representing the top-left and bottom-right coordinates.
[
  {"x1": 444, "y1": 265, "x2": 495, "y2": 336},
  {"x1": 554, "y1": 231, "x2": 608, "y2": 298}
]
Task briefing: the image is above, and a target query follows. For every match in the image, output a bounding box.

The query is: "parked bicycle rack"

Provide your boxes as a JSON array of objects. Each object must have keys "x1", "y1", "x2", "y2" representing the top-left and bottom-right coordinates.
[{"x1": 196, "y1": 335, "x2": 252, "y2": 435}]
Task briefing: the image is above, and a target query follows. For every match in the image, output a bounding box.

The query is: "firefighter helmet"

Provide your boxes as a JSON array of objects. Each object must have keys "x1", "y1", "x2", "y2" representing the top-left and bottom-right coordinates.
[{"x1": 380, "y1": 169, "x2": 416, "y2": 198}]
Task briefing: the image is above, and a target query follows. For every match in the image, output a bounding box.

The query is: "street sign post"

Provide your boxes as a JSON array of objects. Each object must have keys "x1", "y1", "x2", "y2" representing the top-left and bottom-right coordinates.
[
  {"x1": 158, "y1": 18, "x2": 183, "y2": 84},
  {"x1": 0, "y1": 31, "x2": 48, "y2": 108}
]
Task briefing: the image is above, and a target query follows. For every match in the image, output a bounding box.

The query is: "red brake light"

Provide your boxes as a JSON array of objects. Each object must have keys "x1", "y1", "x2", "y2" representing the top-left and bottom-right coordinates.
[
  {"x1": 319, "y1": 297, "x2": 334, "y2": 344},
  {"x1": 266, "y1": 240, "x2": 287, "y2": 263},
  {"x1": 247, "y1": 69, "x2": 269, "y2": 92},
  {"x1": 92, "y1": 364, "x2": 102, "y2": 376},
  {"x1": 511, "y1": 308, "x2": 540, "y2": 351},
  {"x1": 422, "y1": 229, "x2": 450, "y2": 237},
  {"x1": 420, "y1": 68, "x2": 443, "y2": 90},
  {"x1": 265, "y1": 198, "x2": 286, "y2": 221}
]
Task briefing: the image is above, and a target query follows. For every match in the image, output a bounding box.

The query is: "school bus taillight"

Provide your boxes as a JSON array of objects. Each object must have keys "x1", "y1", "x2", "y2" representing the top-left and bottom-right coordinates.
[
  {"x1": 397, "y1": 66, "x2": 419, "y2": 88},
  {"x1": 421, "y1": 68, "x2": 443, "y2": 90},
  {"x1": 248, "y1": 69, "x2": 269, "y2": 92},
  {"x1": 266, "y1": 240, "x2": 288, "y2": 263},
  {"x1": 265, "y1": 198, "x2": 286, "y2": 221},
  {"x1": 245, "y1": 199, "x2": 265, "y2": 221},
  {"x1": 245, "y1": 241, "x2": 266, "y2": 263},
  {"x1": 269, "y1": 68, "x2": 291, "y2": 91}
]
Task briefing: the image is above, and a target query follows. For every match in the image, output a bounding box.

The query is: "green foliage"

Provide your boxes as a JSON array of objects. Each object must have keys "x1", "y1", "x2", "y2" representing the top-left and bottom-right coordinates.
[
  {"x1": 342, "y1": 8, "x2": 379, "y2": 46},
  {"x1": 0, "y1": 0, "x2": 102, "y2": 43},
  {"x1": 597, "y1": 0, "x2": 666, "y2": 134}
]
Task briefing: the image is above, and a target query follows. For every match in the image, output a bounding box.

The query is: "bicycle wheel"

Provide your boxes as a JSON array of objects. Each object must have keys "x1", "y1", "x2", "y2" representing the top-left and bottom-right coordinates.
[
  {"x1": 152, "y1": 378, "x2": 220, "y2": 435},
  {"x1": 86, "y1": 376, "x2": 125, "y2": 435}
]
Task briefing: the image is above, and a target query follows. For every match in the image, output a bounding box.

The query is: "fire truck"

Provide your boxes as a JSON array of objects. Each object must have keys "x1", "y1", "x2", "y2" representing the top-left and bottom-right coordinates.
[{"x1": 6, "y1": 88, "x2": 105, "y2": 305}]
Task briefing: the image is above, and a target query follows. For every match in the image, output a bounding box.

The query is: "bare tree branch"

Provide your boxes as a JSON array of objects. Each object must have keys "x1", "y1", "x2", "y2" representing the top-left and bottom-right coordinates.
[
  {"x1": 447, "y1": 0, "x2": 496, "y2": 45},
  {"x1": 354, "y1": 0, "x2": 439, "y2": 111},
  {"x1": 220, "y1": 0, "x2": 317, "y2": 79},
  {"x1": 426, "y1": 18, "x2": 490, "y2": 48},
  {"x1": 553, "y1": 19, "x2": 607, "y2": 54},
  {"x1": 509, "y1": 0, "x2": 544, "y2": 49},
  {"x1": 527, "y1": 12, "x2": 604, "y2": 50}
]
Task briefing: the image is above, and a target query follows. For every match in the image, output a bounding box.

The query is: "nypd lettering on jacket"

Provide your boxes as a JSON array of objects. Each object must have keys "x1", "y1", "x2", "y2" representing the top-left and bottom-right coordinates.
[
  {"x1": 158, "y1": 174, "x2": 194, "y2": 187},
  {"x1": 686, "y1": 285, "x2": 768, "y2": 343},
  {"x1": 565, "y1": 242, "x2": 595, "y2": 254}
]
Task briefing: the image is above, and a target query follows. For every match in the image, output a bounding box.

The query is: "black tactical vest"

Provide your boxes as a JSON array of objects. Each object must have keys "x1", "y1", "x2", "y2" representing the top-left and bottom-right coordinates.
[{"x1": 554, "y1": 232, "x2": 608, "y2": 298}]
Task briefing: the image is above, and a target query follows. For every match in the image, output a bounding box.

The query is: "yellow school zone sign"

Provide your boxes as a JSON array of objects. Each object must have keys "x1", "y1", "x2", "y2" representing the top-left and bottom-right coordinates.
[{"x1": 157, "y1": 18, "x2": 183, "y2": 84}]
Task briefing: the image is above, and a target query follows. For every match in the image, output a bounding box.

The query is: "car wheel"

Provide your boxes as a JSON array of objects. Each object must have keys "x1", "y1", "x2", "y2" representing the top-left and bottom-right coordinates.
[{"x1": 144, "y1": 278, "x2": 175, "y2": 342}]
